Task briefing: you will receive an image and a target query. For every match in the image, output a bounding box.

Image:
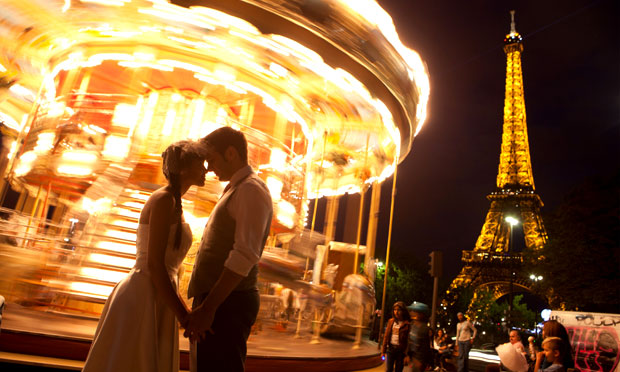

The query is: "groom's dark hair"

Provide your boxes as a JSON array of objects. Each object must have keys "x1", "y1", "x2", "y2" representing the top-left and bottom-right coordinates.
[{"x1": 201, "y1": 126, "x2": 248, "y2": 163}]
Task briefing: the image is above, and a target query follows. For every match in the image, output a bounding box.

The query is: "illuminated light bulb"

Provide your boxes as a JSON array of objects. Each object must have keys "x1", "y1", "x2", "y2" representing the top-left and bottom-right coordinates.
[
  {"x1": 88, "y1": 253, "x2": 136, "y2": 269},
  {"x1": 95, "y1": 241, "x2": 137, "y2": 255},
  {"x1": 69, "y1": 281, "x2": 113, "y2": 297},
  {"x1": 82, "y1": 197, "x2": 113, "y2": 216},
  {"x1": 213, "y1": 64, "x2": 236, "y2": 83},
  {"x1": 56, "y1": 165, "x2": 92, "y2": 176},
  {"x1": 33, "y1": 132, "x2": 55, "y2": 153},
  {"x1": 61, "y1": 151, "x2": 98, "y2": 163},
  {"x1": 109, "y1": 219, "x2": 139, "y2": 230},
  {"x1": 113, "y1": 208, "x2": 140, "y2": 220},
  {"x1": 266, "y1": 177, "x2": 283, "y2": 201},
  {"x1": 269, "y1": 149, "x2": 287, "y2": 170},
  {"x1": 162, "y1": 108, "x2": 177, "y2": 136},
  {"x1": 104, "y1": 229, "x2": 137, "y2": 242},
  {"x1": 112, "y1": 103, "x2": 138, "y2": 128},
  {"x1": 121, "y1": 201, "x2": 144, "y2": 209},
  {"x1": 102, "y1": 135, "x2": 130, "y2": 160},
  {"x1": 269, "y1": 62, "x2": 288, "y2": 77},
  {"x1": 80, "y1": 267, "x2": 128, "y2": 283}
]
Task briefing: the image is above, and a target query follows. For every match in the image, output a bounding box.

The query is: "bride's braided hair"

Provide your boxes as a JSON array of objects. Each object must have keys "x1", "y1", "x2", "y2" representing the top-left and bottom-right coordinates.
[{"x1": 161, "y1": 140, "x2": 204, "y2": 249}]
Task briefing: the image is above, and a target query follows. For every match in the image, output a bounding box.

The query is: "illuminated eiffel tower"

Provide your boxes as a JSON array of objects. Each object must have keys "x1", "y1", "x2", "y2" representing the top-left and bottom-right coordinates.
[{"x1": 445, "y1": 11, "x2": 547, "y2": 310}]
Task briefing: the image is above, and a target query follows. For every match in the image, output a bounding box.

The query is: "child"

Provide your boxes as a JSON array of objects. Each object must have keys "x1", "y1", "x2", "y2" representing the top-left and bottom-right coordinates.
[{"x1": 535, "y1": 337, "x2": 566, "y2": 372}]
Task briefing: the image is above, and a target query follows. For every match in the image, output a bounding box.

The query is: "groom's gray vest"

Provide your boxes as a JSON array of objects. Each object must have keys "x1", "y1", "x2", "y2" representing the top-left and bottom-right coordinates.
[{"x1": 188, "y1": 175, "x2": 271, "y2": 298}]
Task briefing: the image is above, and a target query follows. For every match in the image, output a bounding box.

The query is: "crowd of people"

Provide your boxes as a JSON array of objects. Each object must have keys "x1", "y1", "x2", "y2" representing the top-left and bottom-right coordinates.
[{"x1": 380, "y1": 302, "x2": 575, "y2": 372}]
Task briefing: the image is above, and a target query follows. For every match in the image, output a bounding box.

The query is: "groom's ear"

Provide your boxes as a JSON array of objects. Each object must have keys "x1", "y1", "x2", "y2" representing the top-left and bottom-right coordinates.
[{"x1": 223, "y1": 145, "x2": 239, "y2": 162}]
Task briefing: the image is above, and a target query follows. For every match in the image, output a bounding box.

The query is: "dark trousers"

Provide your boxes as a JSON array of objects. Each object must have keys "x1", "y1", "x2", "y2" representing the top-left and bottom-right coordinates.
[
  {"x1": 386, "y1": 345, "x2": 406, "y2": 372},
  {"x1": 192, "y1": 289, "x2": 260, "y2": 372},
  {"x1": 457, "y1": 341, "x2": 472, "y2": 372}
]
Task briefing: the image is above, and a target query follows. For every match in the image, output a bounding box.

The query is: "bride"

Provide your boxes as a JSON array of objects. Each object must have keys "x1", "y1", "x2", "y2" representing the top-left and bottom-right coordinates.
[{"x1": 83, "y1": 140, "x2": 207, "y2": 372}]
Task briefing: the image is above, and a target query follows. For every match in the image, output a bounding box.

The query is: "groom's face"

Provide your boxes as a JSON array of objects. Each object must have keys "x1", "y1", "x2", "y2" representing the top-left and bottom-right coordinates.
[{"x1": 204, "y1": 144, "x2": 233, "y2": 181}]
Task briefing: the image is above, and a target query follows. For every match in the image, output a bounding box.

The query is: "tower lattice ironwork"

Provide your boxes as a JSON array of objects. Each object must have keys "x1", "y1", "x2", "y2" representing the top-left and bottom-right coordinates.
[{"x1": 445, "y1": 11, "x2": 547, "y2": 309}]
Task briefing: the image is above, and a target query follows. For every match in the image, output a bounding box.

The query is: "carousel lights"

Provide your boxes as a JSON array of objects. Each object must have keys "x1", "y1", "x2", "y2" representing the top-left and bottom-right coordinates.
[
  {"x1": 113, "y1": 207, "x2": 140, "y2": 220},
  {"x1": 96, "y1": 241, "x2": 136, "y2": 254},
  {"x1": 34, "y1": 133, "x2": 55, "y2": 153},
  {"x1": 121, "y1": 201, "x2": 143, "y2": 209},
  {"x1": 89, "y1": 253, "x2": 134, "y2": 268},
  {"x1": 269, "y1": 148, "x2": 288, "y2": 170},
  {"x1": 9, "y1": 84, "x2": 36, "y2": 103},
  {"x1": 269, "y1": 62, "x2": 288, "y2": 77},
  {"x1": 276, "y1": 200, "x2": 297, "y2": 229},
  {"x1": 14, "y1": 151, "x2": 37, "y2": 177},
  {"x1": 0, "y1": 112, "x2": 20, "y2": 132},
  {"x1": 103, "y1": 229, "x2": 136, "y2": 242},
  {"x1": 82, "y1": 197, "x2": 113, "y2": 216},
  {"x1": 109, "y1": 219, "x2": 139, "y2": 230},
  {"x1": 338, "y1": 0, "x2": 430, "y2": 134},
  {"x1": 266, "y1": 177, "x2": 283, "y2": 201},
  {"x1": 69, "y1": 281, "x2": 113, "y2": 298},
  {"x1": 191, "y1": 6, "x2": 260, "y2": 35},
  {"x1": 80, "y1": 267, "x2": 128, "y2": 283}
]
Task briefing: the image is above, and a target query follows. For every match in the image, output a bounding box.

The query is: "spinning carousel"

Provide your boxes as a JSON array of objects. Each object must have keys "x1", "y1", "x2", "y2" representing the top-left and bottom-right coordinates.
[{"x1": 0, "y1": 0, "x2": 428, "y2": 370}]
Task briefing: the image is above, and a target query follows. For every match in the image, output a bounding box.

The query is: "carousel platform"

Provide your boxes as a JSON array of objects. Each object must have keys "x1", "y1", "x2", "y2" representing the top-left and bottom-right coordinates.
[{"x1": 0, "y1": 303, "x2": 382, "y2": 372}]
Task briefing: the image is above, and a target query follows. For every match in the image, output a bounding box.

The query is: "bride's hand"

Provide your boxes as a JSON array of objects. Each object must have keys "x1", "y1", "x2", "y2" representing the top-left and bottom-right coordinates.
[{"x1": 183, "y1": 307, "x2": 215, "y2": 342}]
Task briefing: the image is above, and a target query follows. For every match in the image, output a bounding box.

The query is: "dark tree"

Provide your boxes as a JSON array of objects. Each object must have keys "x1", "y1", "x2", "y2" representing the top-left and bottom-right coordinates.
[{"x1": 527, "y1": 170, "x2": 620, "y2": 312}]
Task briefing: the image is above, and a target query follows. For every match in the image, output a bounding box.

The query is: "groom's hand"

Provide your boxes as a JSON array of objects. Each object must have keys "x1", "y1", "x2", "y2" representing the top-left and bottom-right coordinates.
[{"x1": 183, "y1": 306, "x2": 215, "y2": 342}]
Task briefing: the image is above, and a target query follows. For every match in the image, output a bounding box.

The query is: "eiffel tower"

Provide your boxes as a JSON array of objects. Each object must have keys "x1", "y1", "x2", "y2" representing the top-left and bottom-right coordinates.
[{"x1": 445, "y1": 11, "x2": 547, "y2": 309}]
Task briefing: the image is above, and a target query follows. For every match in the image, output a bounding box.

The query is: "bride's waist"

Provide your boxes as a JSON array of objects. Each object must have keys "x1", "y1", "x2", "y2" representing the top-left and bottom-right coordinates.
[{"x1": 133, "y1": 256, "x2": 180, "y2": 277}]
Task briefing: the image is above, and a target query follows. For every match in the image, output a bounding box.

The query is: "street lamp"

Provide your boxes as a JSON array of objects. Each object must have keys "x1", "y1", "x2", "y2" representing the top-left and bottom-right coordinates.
[{"x1": 505, "y1": 215, "x2": 519, "y2": 327}]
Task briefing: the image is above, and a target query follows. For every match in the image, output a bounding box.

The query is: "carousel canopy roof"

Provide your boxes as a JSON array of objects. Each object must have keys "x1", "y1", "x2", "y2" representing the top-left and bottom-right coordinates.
[{"x1": 0, "y1": 0, "x2": 429, "y2": 197}]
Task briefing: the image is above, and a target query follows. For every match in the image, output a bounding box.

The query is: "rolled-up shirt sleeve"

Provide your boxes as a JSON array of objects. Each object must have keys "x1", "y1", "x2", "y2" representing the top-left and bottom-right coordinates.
[{"x1": 224, "y1": 179, "x2": 272, "y2": 276}]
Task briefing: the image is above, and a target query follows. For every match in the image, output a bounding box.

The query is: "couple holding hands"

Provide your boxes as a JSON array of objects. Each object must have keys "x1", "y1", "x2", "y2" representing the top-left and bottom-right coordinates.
[{"x1": 82, "y1": 127, "x2": 273, "y2": 372}]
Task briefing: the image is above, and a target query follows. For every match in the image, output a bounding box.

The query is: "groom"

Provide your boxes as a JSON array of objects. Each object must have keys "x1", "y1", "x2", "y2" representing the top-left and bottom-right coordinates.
[{"x1": 185, "y1": 127, "x2": 273, "y2": 372}]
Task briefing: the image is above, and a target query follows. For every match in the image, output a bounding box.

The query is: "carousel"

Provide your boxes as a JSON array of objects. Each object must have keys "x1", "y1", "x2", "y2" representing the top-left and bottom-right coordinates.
[{"x1": 0, "y1": 0, "x2": 429, "y2": 370}]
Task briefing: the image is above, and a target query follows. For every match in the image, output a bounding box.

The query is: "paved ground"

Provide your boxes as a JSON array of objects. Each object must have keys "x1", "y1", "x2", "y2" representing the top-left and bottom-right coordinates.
[{"x1": 1, "y1": 302, "x2": 383, "y2": 371}]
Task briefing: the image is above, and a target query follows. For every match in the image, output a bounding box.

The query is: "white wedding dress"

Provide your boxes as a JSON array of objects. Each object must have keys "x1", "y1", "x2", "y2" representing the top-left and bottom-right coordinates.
[{"x1": 83, "y1": 222, "x2": 192, "y2": 372}]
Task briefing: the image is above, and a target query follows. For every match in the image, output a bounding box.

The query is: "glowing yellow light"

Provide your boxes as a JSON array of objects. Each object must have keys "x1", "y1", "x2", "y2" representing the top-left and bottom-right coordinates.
[
  {"x1": 0, "y1": 112, "x2": 19, "y2": 131},
  {"x1": 276, "y1": 200, "x2": 297, "y2": 229},
  {"x1": 61, "y1": 151, "x2": 98, "y2": 163},
  {"x1": 79, "y1": 267, "x2": 128, "y2": 283},
  {"x1": 96, "y1": 241, "x2": 136, "y2": 255},
  {"x1": 109, "y1": 219, "x2": 139, "y2": 230},
  {"x1": 102, "y1": 135, "x2": 130, "y2": 160},
  {"x1": 82, "y1": 197, "x2": 113, "y2": 216},
  {"x1": 214, "y1": 65, "x2": 236, "y2": 83},
  {"x1": 104, "y1": 229, "x2": 137, "y2": 242},
  {"x1": 266, "y1": 177, "x2": 283, "y2": 201},
  {"x1": 162, "y1": 108, "x2": 177, "y2": 136},
  {"x1": 113, "y1": 208, "x2": 140, "y2": 220},
  {"x1": 269, "y1": 62, "x2": 288, "y2": 77},
  {"x1": 121, "y1": 201, "x2": 144, "y2": 210},
  {"x1": 69, "y1": 281, "x2": 113, "y2": 297},
  {"x1": 81, "y1": 0, "x2": 129, "y2": 7},
  {"x1": 14, "y1": 151, "x2": 37, "y2": 176},
  {"x1": 269, "y1": 149, "x2": 287, "y2": 170},
  {"x1": 128, "y1": 192, "x2": 149, "y2": 201},
  {"x1": 6, "y1": 141, "x2": 17, "y2": 160},
  {"x1": 88, "y1": 253, "x2": 136, "y2": 269},
  {"x1": 9, "y1": 84, "x2": 36, "y2": 102},
  {"x1": 56, "y1": 165, "x2": 91, "y2": 176}
]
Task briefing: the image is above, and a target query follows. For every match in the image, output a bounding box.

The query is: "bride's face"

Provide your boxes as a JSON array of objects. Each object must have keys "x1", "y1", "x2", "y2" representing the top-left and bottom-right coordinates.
[{"x1": 181, "y1": 157, "x2": 207, "y2": 187}]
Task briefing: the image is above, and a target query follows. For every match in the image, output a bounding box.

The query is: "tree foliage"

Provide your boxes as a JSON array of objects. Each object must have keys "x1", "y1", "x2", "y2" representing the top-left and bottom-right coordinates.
[
  {"x1": 374, "y1": 260, "x2": 431, "y2": 314},
  {"x1": 468, "y1": 289, "x2": 536, "y2": 344},
  {"x1": 526, "y1": 170, "x2": 620, "y2": 312}
]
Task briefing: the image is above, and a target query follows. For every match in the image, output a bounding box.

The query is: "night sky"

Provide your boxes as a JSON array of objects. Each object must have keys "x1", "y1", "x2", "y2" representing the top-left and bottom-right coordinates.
[{"x1": 358, "y1": 0, "x2": 619, "y2": 281}]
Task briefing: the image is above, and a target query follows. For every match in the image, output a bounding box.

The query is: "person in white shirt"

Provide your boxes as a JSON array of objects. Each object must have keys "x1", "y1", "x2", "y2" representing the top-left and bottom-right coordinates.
[
  {"x1": 184, "y1": 127, "x2": 273, "y2": 372},
  {"x1": 456, "y1": 312, "x2": 477, "y2": 372}
]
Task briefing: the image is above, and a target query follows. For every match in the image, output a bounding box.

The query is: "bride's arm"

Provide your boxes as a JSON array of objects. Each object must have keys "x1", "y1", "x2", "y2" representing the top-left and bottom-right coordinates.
[{"x1": 146, "y1": 192, "x2": 190, "y2": 324}]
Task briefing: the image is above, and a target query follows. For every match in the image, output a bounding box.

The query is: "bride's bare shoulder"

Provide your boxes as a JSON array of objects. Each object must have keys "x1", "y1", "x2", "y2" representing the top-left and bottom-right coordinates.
[{"x1": 139, "y1": 187, "x2": 174, "y2": 223}]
